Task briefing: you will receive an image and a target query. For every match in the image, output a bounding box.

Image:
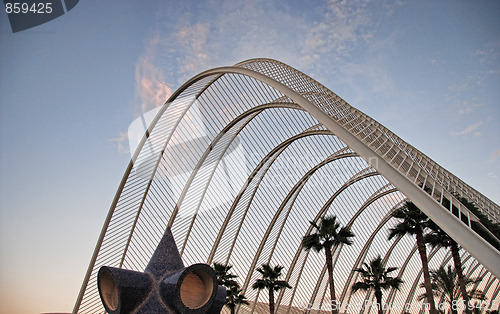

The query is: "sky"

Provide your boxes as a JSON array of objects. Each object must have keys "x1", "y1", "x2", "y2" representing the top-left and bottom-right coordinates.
[{"x1": 0, "y1": 0, "x2": 499, "y2": 313}]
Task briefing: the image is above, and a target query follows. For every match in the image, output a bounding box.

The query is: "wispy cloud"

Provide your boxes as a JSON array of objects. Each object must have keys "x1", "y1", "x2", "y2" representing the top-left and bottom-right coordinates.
[
  {"x1": 135, "y1": 35, "x2": 173, "y2": 113},
  {"x1": 110, "y1": 131, "x2": 129, "y2": 154},
  {"x1": 142, "y1": 0, "x2": 388, "y2": 85},
  {"x1": 447, "y1": 75, "x2": 477, "y2": 94},
  {"x1": 117, "y1": 34, "x2": 174, "y2": 154},
  {"x1": 489, "y1": 149, "x2": 500, "y2": 162},
  {"x1": 458, "y1": 107, "x2": 473, "y2": 115},
  {"x1": 474, "y1": 40, "x2": 500, "y2": 64},
  {"x1": 129, "y1": 0, "x2": 404, "y2": 124},
  {"x1": 447, "y1": 43, "x2": 499, "y2": 95},
  {"x1": 487, "y1": 172, "x2": 497, "y2": 179},
  {"x1": 302, "y1": 0, "x2": 374, "y2": 61},
  {"x1": 453, "y1": 121, "x2": 482, "y2": 136},
  {"x1": 456, "y1": 101, "x2": 482, "y2": 116},
  {"x1": 174, "y1": 23, "x2": 210, "y2": 82}
]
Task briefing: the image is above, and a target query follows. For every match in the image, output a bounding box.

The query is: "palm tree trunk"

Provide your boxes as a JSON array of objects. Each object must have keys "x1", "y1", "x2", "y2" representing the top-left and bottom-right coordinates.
[
  {"x1": 325, "y1": 247, "x2": 339, "y2": 314},
  {"x1": 375, "y1": 288, "x2": 384, "y2": 314},
  {"x1": 231, "y1": 307, "x2": 235, "y2": 314},
  {"x1": 416, "y1": 232, "x2": 438, "y2": 314},
  {"x1": 269, "y1": 288, "x2": 275, "y2": 314},
  {"x1": 451, "y1": 241, "x2": 471, "y2": 314}
]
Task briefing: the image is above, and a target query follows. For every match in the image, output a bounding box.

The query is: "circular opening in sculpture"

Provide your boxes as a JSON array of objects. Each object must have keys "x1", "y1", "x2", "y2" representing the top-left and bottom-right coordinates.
[
  {"x1": 99, "y1": 270, "x2": 119, "y2": 311},
  {"x1": 180, "y1": 270, "x2": 213, "y2": 309}
]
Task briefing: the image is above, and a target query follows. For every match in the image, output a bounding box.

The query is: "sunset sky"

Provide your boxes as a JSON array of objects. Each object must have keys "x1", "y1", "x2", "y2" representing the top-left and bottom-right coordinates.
[{"x1": 0, "y1": 0, "x2": 499, "y2": 313}]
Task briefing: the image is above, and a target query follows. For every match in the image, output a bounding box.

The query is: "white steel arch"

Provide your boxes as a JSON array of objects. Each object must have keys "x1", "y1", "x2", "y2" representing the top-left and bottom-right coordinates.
[{"x1": 73, "y1": 59, "x2": 499, "y2": 313}]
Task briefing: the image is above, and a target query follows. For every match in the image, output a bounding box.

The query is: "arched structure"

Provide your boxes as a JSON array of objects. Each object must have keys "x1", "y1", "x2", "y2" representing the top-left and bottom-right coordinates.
[{"x1": 74, "y1": 59, "x2": 500, "y2": 313}]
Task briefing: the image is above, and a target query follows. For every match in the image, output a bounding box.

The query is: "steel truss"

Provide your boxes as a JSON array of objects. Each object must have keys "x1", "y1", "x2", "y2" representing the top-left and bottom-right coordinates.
[{"x1": 74, "y1": 59, "x2": 500, "y2": 313}]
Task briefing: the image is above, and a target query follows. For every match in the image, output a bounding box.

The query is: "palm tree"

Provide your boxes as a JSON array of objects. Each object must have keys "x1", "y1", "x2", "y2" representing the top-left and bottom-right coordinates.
[
  {"x1": 213, "y1": 262, "x2": 248, "y2": 313},
  {"x1": 388, "y1": 200, "x2": 437, "y2": 314},
  {"x1": 214, "y1": 262, "x2": 238, "y2": 287},
  {"x1": 252, "y1": 263, "x2": 291, "y2": 314},
  {"x1": 352, "y1": 255, "x2": 403, "y2": 314},
  {"x1": 302, "y1": 215, "x2": 355, "y2": 314},
  {"x1": 226, "y1": 283, "x2": 249, "y2": 314},
  {"x1": 417, "y1": 265, "x2": 485, "y2": 314},
  {"x1": 425, "y1": 221, "x2": 472, "y2": 314}
]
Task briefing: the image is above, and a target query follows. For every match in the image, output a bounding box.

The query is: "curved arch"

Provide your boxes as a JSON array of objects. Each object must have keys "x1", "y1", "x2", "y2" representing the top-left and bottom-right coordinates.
[
  {"x1": 165, "y1": 102, "x2": 302, "y2": 255},
  {"x1": 279, "y1": 185, "x2": 400, "y2": 310},
  {"x1": 406, "y1": 247, "x2": 440, "y2": 314},
  {"x1": 241, "y1": 152, "x2": 366, "y2": 313},
  {"x1": 293, "y1": 168, "x2": 380, "y2": 313},
  {"x1": 73, "y1": 59, "x2": 499, "y2": 314},
  {"x1": 188, "y1": 65, "x2": 500, "y2": 277},
  {"x1": 207, "y1": 127, "x2": 335, "y2": 264},
  {"x1": 338, "y1": 197, "x2": 402, "y2": 308},
  {"x1": 242, "y1": 158, "x2": 370, "y2": 293},
  {"x1": 245, "y1": 154, "x2": 363, "y2": 307}
]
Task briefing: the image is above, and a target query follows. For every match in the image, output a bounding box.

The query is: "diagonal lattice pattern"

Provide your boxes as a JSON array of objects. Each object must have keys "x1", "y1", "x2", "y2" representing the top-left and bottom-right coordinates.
[{"x1": 74, "y1": 59, "x2": 499, "y2": 313}]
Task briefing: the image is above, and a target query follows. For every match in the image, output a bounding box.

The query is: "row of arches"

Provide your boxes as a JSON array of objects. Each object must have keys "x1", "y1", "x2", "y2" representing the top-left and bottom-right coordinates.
[{"x1": 74, "y1": 59, "x2": 499, "y2": 313}]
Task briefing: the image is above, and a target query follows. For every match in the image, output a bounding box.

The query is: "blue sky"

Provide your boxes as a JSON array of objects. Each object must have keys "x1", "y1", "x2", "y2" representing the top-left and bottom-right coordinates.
[{"x1": 0, "y1": 0, "x2": 499, "y2": 313}]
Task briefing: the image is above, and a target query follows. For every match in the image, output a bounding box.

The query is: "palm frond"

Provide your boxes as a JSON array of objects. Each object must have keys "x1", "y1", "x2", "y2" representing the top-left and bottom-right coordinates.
[
  {"x1": 252, "y1": 263, "x2": 292, "y2": 293},
  {"x1": 352, "y1": 255, "x2": 403, "y2": 295}
]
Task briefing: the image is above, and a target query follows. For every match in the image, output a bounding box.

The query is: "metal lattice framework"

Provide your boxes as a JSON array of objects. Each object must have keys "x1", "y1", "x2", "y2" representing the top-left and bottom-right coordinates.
[{"x1": 74, "y1": 59, "x2": 500, "y2": 313}]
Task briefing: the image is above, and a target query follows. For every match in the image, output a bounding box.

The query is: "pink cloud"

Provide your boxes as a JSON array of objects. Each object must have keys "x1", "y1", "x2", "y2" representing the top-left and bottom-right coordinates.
[{"x1": 135, "y1": 37, "x2": 173, "y2": 112}]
